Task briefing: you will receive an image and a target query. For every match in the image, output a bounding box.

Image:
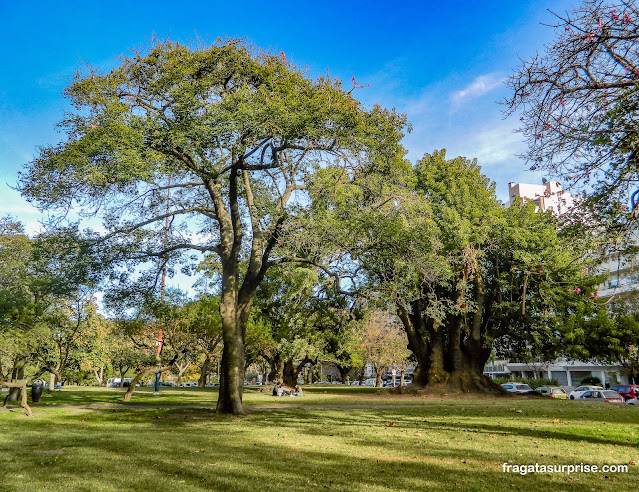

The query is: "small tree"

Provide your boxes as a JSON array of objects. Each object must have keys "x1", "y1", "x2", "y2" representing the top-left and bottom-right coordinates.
[{"x1": 358, "y1": 312, "x2": 411, "y2": 387}]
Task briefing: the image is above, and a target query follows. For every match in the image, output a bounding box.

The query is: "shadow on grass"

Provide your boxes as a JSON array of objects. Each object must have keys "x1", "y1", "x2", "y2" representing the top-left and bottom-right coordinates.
[{"x1": 0, "y1": 407, "x2": 626, "y2": 492}]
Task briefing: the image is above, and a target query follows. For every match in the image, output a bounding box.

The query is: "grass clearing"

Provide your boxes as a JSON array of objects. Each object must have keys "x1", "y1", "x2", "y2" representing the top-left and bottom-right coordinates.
[{"x1": 0, "y1": 387, "x2": 637, "y2": 491}]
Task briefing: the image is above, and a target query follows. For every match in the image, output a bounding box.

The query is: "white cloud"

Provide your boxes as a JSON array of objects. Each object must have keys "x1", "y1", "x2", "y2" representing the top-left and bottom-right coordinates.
[
  {"x1": 450, "y1": 73, "x2": 504, "y2": 106},
  {"x1": 463, "y1": 124, "x2": 523, "y2": 165}
]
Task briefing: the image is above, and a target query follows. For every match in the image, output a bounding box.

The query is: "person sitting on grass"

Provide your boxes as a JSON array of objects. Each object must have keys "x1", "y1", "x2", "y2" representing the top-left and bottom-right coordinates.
[{"x1": 292, "y1": 384, "x2": 303, "y2": 397}]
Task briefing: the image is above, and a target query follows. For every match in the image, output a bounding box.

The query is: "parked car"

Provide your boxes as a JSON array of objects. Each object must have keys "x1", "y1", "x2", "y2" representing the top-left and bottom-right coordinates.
[
  {"x1": 501, "y1": 383, "x2": 534, "y2": 394},
  {"x1": 576, "y1": 390, "x2": 625, "y2": 403},
  {"x1": 609, "y1": 385, "x2": 639, "y2": 401},
  {"x1": 535, "y1": 386, "x2": 567, "y2": 399},
  {"x1": 626, "y1": 397, "x2": 638, "y2": 405},
  {"x1": 568, "y1": 385, "x2": 604, "y2": 400}
]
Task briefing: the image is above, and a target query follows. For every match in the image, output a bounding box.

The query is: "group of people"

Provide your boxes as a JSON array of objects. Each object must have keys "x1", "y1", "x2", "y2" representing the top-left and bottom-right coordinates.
[{"x1": 272, "y1": 383, "x2": 303, "y2": 397}]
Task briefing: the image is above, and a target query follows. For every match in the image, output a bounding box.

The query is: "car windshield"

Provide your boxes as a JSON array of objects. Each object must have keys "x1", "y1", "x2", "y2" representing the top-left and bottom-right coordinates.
[
  {"x1": 551, "y1": 389, "x2": 565, "y2": 393},
  {"x1": 603, "y1": 391, "x2": 621, "y2": 398},
  {"x1": 516, "y1": 384, "x2": 532, "y2": 390}
]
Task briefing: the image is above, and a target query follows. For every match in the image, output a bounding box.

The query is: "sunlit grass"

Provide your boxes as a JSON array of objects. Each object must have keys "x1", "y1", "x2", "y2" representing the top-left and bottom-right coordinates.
[{"x1": 1, "y1": 387, "x2": 637, "y2": 491}]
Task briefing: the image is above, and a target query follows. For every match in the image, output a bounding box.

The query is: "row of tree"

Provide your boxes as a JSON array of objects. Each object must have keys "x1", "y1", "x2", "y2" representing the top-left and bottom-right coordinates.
[
  {"x1": 0, "y1": 220, "x2": 413, "y2": 404},
  {"x1": 6, "y1": 19, "x2": 639, "y2": 414}
]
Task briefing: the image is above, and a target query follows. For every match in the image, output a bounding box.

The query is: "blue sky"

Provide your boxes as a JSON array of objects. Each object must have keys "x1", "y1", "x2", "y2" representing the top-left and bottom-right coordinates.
[{"x1": 1, "y1": 0, "x2": 576, "y2": 236}]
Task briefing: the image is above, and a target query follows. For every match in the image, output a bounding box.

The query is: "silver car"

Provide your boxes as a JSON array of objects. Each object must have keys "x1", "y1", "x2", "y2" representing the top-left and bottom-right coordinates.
[{"x1": 576, "y1": 390, "x2": 624, "y2": 403}]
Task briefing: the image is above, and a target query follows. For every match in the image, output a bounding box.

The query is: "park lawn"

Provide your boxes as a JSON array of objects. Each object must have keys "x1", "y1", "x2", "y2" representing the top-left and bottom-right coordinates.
[
  {"x1": 23, "y1": 384, "x2": 526, "y2": 408},
  {"x1": 24, "y1": 385, "x2": 429, "y2": 407},
  {"x1": 0, "y1": 393, "x2": 637, "y2": 492}
]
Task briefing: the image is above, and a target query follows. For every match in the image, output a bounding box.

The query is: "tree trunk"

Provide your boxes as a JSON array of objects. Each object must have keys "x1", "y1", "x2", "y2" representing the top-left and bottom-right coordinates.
[
  {"x1": 449, "y1": 318, "x2": 464, "y2": 384},
  {"x1": 358, "y1": 369, "x2": 365, "y2": 386},
  {"x1": 216, "y1": 296, "x2": 248, "y2": 415},
  {"x1": 266, "y1": 356, "x2": 277, "y2": 384},
  {"x1": 49, "y1": 372, "x2": 57, "y2": 391},
  {"x1": 199, "y1": 356, "x2": 210, "y2": 388},
  {"x1": 93, "y1": 367, "x2": 105, "y2": 386},
  {"x1": 399, "y1": 369, "x2": 405, "y2": 387},
  {"x1": 282, "y1": 360, "x2": 297, "y2": 387},
  {"x1": 375, "y1": 367, "x2": 383, "y2": 388},
  {"x1": 124, "y1": 366, "x2": 164, "y2": 402},
  {"x1": 427, "y1": 324, "x2": 447, "y2": 385},
  {"x1": 1, "y1": 380, "x2": 32, "y2": 416},
  {"x1": 336, "y1": 365, "x2": 352, "y2": 384}
]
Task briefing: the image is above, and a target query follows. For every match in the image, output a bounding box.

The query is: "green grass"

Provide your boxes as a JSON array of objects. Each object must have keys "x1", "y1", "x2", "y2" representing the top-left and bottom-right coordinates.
[{"x1": 1, "y1": 387, "x2": 637, "y2": 491}]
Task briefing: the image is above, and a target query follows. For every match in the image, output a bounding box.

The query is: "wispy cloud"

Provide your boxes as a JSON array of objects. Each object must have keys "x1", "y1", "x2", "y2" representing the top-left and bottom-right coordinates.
[{"x1": 450, "y1": 73, "x2": 504, "y2": 107}]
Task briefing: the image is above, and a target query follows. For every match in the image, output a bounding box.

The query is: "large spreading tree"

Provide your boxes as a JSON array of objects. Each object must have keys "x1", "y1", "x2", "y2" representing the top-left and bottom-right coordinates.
[
  {"x1": 306, "y1": 150, "x2": 601, "y2": 391},
  {"x1": 19, "y1": 39, "x2": 408, "y2": 414}
]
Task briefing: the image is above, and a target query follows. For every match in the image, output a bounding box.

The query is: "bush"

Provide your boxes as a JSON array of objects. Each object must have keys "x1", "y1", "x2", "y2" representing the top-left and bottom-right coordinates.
[
  {"x1": 579, "y1": 376, "x2": 602, "y2": 386},
  {"x1": 492, "y1": 376, "x2": 560, "y2": 389}
]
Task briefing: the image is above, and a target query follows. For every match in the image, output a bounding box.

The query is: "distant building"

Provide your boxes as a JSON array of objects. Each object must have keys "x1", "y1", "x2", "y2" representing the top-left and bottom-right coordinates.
[
  {"x1": 484, "y1": 359, "x2": 630, "y2": 387},
  {"x1": 597, "y1": 231, "x2": 639, "y2": 299},
  {"x1": 507, "y1": 180, "x2": 576, "y2": 215}
]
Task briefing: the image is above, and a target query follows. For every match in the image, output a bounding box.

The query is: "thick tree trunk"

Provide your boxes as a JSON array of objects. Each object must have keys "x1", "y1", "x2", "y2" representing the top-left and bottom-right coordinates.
[
  {"x1": 276, "y1": 358, "x2": 285, "y2": 384},
  {"x1": 266, "y1": 356, "x2": 277, "y2": 384},
  {"x1": 282, "y1": 360, "x2": 297, "y2": 387},
  {"x1": 426, "y1": 324, "x2": 447, "y2": 385},
  {"x1": 216, "y1": 296, "x2": 248, "y2": 415},
  {"x1": 397, "y1": 303, "x2": 428, "y2": 387},
  {"x1": 336, "y1": 365, "x2": 352, "y2": 384},
  {"x1": 448, "y1": 318, "x2": 465, "y2": 384}
]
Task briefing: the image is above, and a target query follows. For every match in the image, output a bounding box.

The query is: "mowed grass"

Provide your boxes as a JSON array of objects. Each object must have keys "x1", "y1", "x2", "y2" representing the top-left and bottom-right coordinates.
[{"x1": 0, "y1": 387, "x2": 637, "y2": 491}]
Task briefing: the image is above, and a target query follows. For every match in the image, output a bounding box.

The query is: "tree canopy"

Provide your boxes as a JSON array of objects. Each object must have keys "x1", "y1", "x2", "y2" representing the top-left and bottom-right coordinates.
[{"x1": 19, "y1": 39, "x2": 409, "y2": 414}]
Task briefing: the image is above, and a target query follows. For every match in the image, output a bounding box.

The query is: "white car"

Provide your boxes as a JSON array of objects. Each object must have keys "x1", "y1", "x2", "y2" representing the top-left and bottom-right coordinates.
[
  {"x1": 501, "y1": 383, "x2": 534, "y2": 394},
  {"x1": 627, "y1": 397, "x2": 638, "y2": 405},
  {"x1": 568, "y1": 385, "x2": 604, "y2": 400}
]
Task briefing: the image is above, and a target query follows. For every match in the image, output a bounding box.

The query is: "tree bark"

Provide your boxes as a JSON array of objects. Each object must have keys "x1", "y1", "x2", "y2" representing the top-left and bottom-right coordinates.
[
  {"x1": 198, "y1": 356, "x2": 210, "y2": 388},
  {"x1": 282, "y1": 360, "x2": 297, "y2": 387},
  {"x1": 375, "y1": 367, "x2": 383, "y2": 388},
  {"x1": 336, "y1": 364, "x2": 352, "y2": 384},
  {"x1": 215, "y1": 296, "x2": 248, "y2": 415},
  {"x1": 93, "y1": 367, "x2": 105, "y2": 386},
  {"x1": 49, "y1": 371, "x2": 57, "y2": 391},
  {"x1": 426, "y1": 324, "x2": 447, "y2": 385}
]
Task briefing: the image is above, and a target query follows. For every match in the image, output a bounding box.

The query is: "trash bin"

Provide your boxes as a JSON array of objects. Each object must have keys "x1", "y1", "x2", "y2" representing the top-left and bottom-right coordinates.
[{"x1": 31, "y1": 381, "x2": 43, "y2": 403}]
